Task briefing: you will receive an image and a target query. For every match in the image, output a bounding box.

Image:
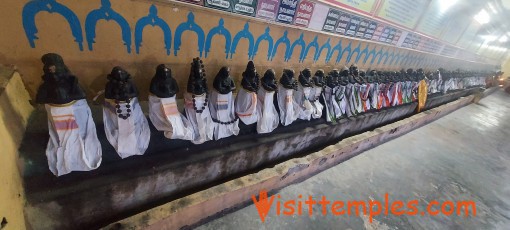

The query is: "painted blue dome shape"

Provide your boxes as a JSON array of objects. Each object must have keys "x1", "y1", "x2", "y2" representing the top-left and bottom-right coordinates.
[
  {"x1": 85, "y1": 0, "x2": 131, "y2": 53},
  {"x1": 174, "y1": 12, "x2": 205, "y2": 57},
  {"x1": 329, "y1": 40, "x2": 342, "y2": 64},
  {"x1": 337, "y1": 41, "x2": 352, "y2": 64},
  {"x1": 376, "y1": 48, "x2": 388, "y2": 65},
  {"x1": 400, "y1": 53, "x2": 411, "y2": 66},
  {"x1": 253, "y1": 27, "x2": 273, "y2": 60},
  {"x1": 288, "y1": 33, "x2": 306, "y2": 62},
  {"x1": 205, "y1": 18, "x2": 231, "y2": 59},
  {"x1": 400, "y1": 53, "x2": 410, "y2": 66},
  {"x1": 303, "y1": 35, "x2": 319, "y2": 63},
  {"x1": 363, "y1": 46, "x2": 376, "y2": 64},
  {"x1": 347, "y1": 43, "x2": 361, "y2": 63},
  {"x1": 355, "y1": 44, "x2": 369, "y2": 63},
  {"x1": 230, "y1": 22, "x2": 254, "y2": 59},
  {"x1": 319, "y1": 38, "x2": 332, "y2": 63},
  {"x1": 270, "y1": 31, "x2": 290, "y2": 61},
  {"x1": 134, "y1": 5, "x2": 172, "y2": 55},
  {"x1": 389, "y1": 51, "x2": 401, "y2": 66},
  {"x1": 22, "y1": 0, "x2": 83, "y2": 50}
]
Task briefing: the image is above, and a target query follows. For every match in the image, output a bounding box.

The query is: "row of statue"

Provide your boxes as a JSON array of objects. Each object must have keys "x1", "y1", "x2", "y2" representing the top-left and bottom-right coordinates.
[{"x1": 35, "y1": 53, "x2": 486, "y2": 176}]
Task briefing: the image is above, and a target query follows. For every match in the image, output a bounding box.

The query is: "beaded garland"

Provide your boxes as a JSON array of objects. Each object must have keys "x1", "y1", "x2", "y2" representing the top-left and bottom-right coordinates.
[
  {"x1": 211, "y1": 114, "x2": 239, "y2": 125},
  {"x1": 191, "y1": 93, "x2": 208, "y2": 113},
  {"x1": 115, "y1": 98, "x2": 131, "y2": 120}
]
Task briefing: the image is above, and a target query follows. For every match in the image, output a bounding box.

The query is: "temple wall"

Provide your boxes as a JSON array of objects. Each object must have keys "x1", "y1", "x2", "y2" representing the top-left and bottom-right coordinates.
[
  {"x1": 0, "y1": 0, "x2": 494, "y2": 100},
  {"x1": 0, "y1": 66, "x2": 33, "y2": 230}
]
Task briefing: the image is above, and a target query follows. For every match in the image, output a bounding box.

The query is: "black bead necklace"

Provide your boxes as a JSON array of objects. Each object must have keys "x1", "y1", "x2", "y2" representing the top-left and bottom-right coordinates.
[
  {"x1": 192, "y1": 93, "x2": 208, "y2": 113},
  {"x1": 115, "y1": 98, "x2": 131, "y2": 120},
  {"x1": 211, "y1": 114, "x2": 239, "y2": 125}
]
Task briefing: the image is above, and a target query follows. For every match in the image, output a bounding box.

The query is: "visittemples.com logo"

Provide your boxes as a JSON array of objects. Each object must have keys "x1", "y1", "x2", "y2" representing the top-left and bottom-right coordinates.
[{"x1": 252, "y1": 190, "x2": 476, "y2": 223}]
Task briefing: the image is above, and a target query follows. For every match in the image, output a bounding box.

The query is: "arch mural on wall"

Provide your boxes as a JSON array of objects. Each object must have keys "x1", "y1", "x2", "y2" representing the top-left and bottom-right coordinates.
[
  {"x1": 134, "y1": 5, "x2": 172, "y2": 55},
  {"x1": 318, "y1": 38, "x2": 332, "y2": 63},
  {"x1": 22, "y1": 0, "x2": 84, "y2": 50},
  {"x1": 253, "y1": 27, "x2": 273, "y2": 60},
  {"x1": 364, "y1": 46, "x2": 377, "y2": 64},
  {"x1": 85, "y1": 0, "x2": 131, "y2": 53},
  {"x1": 270, "y1": 31, "x2": 290, "y2": 61},
  {"x1": 174, "y1": 12, "x2": 205, "y2": 57},
  {"x1": 339, "y1": 41, "x2": 352, "y2": 64},
  {"x1": 205, "y1": 18, "x2": 231, "y2": 59},
  {"x1": 230, "y1": 22, "x2": 255, "y2": 59},
  {"x1": 355, "y1": 44, "x2": 370, "y2": 64},
  {"x1": 288, "y1": 33, "x2": 306, "y2": 62},
  {"x1": 304, "y1": 35, "x2": 319, "y2": 63},
  {"x1": 329, "y1": 40, "x2": 343, "y2": 64}
]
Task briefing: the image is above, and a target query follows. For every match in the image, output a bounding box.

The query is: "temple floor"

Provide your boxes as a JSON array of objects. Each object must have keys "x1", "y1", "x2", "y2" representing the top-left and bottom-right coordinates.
[{"x1": 196, "y1": 89, "x2": 510, "y2": 229}]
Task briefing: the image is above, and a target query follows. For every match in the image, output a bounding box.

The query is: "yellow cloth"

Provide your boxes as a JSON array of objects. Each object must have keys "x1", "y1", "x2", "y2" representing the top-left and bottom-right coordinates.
[{"x1": 417, "y1": 80, "x2": 427, "y2": 112}]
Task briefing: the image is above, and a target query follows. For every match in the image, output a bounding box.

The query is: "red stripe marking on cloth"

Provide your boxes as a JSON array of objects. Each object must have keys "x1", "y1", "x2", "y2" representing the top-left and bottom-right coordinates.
[
  {"x1": 54, "y1": 119, "x2": 79, "y2": 130},
  {"x1": 162, "y1": 103, "x2": 178, "y2": 115}
]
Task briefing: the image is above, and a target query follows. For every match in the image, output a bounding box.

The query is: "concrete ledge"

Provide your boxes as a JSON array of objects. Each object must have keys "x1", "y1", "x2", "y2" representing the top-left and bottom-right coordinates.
[{"x1": 102, "y1": 94, "x2": 478, "y2": 230}]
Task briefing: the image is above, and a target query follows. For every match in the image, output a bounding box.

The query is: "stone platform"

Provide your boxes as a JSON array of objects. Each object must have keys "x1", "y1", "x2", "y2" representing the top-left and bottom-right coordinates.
[{"x1": 20, "y1": 87, "x2": 482, "y2": 229}]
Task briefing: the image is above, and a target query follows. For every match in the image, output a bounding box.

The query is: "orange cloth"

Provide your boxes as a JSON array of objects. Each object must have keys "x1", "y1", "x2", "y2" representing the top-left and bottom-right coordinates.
[{"x1": 417, "y1": 80, "x2": 428, "y2": 112}]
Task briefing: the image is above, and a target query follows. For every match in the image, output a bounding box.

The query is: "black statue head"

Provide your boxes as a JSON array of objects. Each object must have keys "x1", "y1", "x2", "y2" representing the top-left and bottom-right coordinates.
[
  {"x1": 395, "y1": 71, "x2": 402, "y2": 82},
  {"x1": 392, "y1": 71, "x2": 399, "y2": 82},
  {"x1": 187, "y1": 57, "x2": 208, "y2": 95},
  {"x1": 280, "y1": 69, "x2": 298, "y2": 90},
  {"x1": 298, "y1": 68, "x2": 313, "y2": 87},
  {"x1": 376, "y1": 71, "x2": 384, "y2": 83},
  {"x1": 41, "y1": 53, "x2": 70, "y2": 76},
  {"x1": 312, "y1": 70, "x2": 325, "y2": 87},
  {"x1": 213, "y1": 66, "x2": 235, "y2": 94},
  {"x1": 406, "y1": 68, "x2": 414, "y2": 81},
  {"x1": 261, "y1": 69, "x2": 278, "y2": 92},
  {"x1": 382, "y1": 71, "x2": 391, "y2": 83},
  {"x1": 344, "y1": 66, "x2": 355, "y2": 84},
  {"x1": 367, "y1": 70, "x2": 377, "y2": 83},
  {"x1": 358, "y1": 69, "x2": 366, "y2": 84},
  {"x1": 105, "y1": 66, "x2": 138, "y2": 101},
  {"x1": 349, "y1": 64, "x2": 359, "y2": 76},
  {"x1": 35, "y1": 53, "x2": 86, "y2": 104},
  {"x1": 326, "y1": 69, "x2": 340, "y2": 87},
  {"x1": 149, "y1": 64, "x2": 179, "y2": 98},
  {"x1": 417, "y1": 68, "x2": 425, "y2": 80},
  {"x1": 241, "y1": 61, "x2": 260, "y2": 92}
]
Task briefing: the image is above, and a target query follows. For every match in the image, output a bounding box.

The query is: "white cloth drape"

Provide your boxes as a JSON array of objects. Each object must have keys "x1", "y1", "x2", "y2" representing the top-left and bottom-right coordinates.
[
  {"x1": 103, "y1": 97, "x2": 150, "y2": 159},
  {"x1": 148, "y1": 95, "x2": 193, "y2": 140},
  {"x1": 335, "y1": 85, "x2": 347, "y2": 118},
  {"x1": 209, "y1": 90, "x2": 240, "y2": 140},
  {"x1": 310, "y1": 86, "x2": 323, "y2": 119},
  {"x1": 277, "y1": 84, "x2": 300, "y2": 126},
  {"x1": 324, "y1": 86, "x2": 341, "y2": 122},
  {"x1": 354, "y1": 83, "x2": 363, "y2": 114},
  {"x1": 45, "y1": 99, "x2": 102, "y2": 176},
  {"x1": 256, "y1": 88, "x2": 279, "y2": 134},
  {"x1": 346, "y1": 84, "x2": 357, "y2": 117},
  {"x1": 184, "y1": 93, "x2": 214, "y2": 144},
  {"x1": 235, "y1": 88, "x2": 258, "y2": 125},
  {"x1": 391, "y1": 82, "x2": 401, "y2": 106},
  {"x1": 360, "y1": 84, "x2": 370, "y2": 112},
  {"x1": 369, "y1": 83, "x2": 379, "y2": 109},
  {"x1": 294, "y1": 84, "x2": 314, "y2": 121}
]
